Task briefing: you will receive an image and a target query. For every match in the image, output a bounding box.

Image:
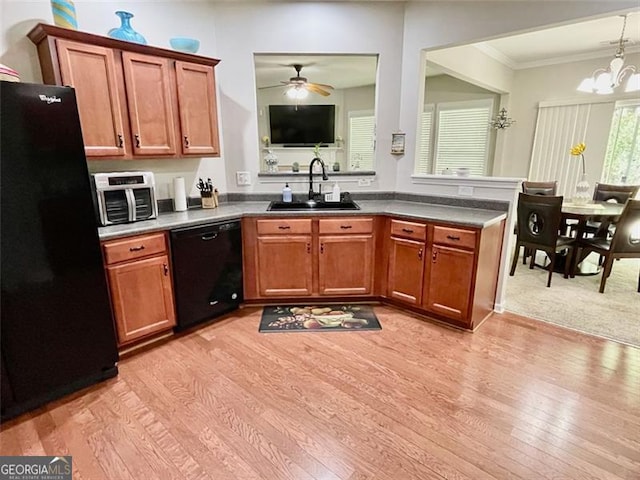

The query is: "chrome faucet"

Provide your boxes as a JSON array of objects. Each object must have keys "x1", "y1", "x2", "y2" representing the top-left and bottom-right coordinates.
[{"x1": 308, "y1": 157, "x2": 329, "y2": 200}]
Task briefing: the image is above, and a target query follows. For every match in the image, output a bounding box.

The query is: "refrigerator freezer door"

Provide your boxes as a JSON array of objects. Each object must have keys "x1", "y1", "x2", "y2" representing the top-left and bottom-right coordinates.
[{"x1": 0, "y1": 82, "x2": 118, "y2": 412}]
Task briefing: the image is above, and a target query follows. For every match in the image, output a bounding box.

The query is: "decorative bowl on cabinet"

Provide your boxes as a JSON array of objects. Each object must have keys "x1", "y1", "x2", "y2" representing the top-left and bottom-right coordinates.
[{"x1": 169, "y1": 37, "x2": 200, "y2": 53}]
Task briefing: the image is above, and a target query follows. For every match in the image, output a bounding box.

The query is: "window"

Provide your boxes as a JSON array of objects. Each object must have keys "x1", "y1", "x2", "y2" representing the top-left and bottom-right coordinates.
[
  {"x1": 416, "y1": 105, "x2": 434, "y2": 174},
  {"x1": 602, "y1": 100, "x2": 640, "y2": 185},
  {"x1": 348, "y1": 110, "x2": 375, "y2": 171},
  {"x1": 415, "y1": 99, "x2": 492, "y2": 175}
]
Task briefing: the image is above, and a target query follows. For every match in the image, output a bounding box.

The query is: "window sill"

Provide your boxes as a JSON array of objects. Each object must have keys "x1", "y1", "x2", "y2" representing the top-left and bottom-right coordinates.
[{"x1": 258, "y1": 171, "x2": 375, "y2": 177}]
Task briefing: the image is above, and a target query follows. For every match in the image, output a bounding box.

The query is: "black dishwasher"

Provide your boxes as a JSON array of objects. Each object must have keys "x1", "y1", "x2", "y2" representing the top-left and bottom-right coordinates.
[{"x1": 170, "y1": 220, "x2": 243, "y2": 331}]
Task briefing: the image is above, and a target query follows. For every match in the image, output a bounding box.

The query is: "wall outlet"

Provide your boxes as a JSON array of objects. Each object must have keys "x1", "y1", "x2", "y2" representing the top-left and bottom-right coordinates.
[
  {"x1": 358, "y1": 178, "x2": 372, "y2": 187},
  {"x1": 236, "y1": 171, "x2": 251, "y2": 186},
  {"x1": 458, "y1": 185, "x2": 474, "y2": 196}
]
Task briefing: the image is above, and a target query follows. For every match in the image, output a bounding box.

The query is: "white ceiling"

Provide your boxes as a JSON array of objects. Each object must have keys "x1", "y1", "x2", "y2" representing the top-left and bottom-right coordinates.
[
  {"x1": 254, "y1": 54, "x2": 378, "y2": 90},
  {"x1": 448, "y1": 10, "x2": 640, "y2": 70},
  {"x1": 253, "y1": 10, "x2": 640, "y2": 90}
]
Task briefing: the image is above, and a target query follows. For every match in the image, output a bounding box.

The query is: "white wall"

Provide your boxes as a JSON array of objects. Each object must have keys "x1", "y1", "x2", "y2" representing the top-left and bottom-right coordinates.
[
  {"x1": 210, "y1": 2, "x2": 404, "y2": 195},
  {"x1": 397, "y1": 0, "x2": 639, "y2": 195}
]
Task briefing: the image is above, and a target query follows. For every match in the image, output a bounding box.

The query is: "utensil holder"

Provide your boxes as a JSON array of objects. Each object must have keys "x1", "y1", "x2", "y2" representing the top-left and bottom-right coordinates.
[{"x1": 201, "y1": 194, "x2": 215, "y2": 209}]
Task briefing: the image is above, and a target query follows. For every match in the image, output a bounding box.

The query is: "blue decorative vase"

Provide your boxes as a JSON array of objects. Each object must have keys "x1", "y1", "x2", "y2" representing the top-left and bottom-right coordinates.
[{"x1": 108, "y1": 11, "x2": 147, "y2": 44}]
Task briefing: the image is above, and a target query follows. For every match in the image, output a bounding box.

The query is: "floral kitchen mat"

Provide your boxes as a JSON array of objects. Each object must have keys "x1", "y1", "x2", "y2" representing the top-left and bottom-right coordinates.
[{"x1": 259, "y1": 305, "x2": 381, "y2": 332}]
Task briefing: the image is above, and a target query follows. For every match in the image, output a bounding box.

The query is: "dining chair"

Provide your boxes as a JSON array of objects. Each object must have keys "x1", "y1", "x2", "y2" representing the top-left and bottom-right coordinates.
[
  {"x1": 574, "y1": 199, "x2": 640, "y2": 293},
  {"x1": 510, "y1": 193, "x2": 576, "y2": 287},
  {"x1": 584, "y1": 183, "x2": 640, "y2": 238},
  {"x1": 520, "y1": 181, "x2": 559, "y2": 264}
]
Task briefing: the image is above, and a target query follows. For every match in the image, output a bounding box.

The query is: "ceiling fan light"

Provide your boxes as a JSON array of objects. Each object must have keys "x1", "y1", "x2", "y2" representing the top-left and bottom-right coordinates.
[{"x1": 286, "y1": 86, "x2": 308, "y2": 100}]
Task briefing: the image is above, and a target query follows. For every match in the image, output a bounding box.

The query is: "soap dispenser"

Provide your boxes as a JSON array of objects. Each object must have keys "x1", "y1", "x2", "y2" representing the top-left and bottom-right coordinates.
[
  {"x1": 332, "y1": 182, "x2": 341, "y2": 202},
  {"x1": 282, "y1": 183, "x2": 292, "y2": 203}
]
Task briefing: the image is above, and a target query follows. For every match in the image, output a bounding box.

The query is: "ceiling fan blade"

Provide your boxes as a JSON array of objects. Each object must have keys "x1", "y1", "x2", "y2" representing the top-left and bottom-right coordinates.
[
  {"x1": 258, "y1": 84, "x2": 287, "y2": 90},
  {"x1": 306, "y1": 84, "x2": 331, "y2": 96},
  {"x1": 308, "y1": 82, "x2": 334, "y2": 90}
]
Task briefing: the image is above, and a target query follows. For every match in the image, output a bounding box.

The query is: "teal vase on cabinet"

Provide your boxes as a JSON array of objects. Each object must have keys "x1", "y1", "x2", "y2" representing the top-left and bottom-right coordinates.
[{"x1": 108, "y1": 11, "x2": 147, "y2": 45}]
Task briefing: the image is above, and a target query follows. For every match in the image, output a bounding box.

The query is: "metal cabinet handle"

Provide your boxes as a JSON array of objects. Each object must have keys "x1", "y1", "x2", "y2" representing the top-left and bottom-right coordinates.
[
  {"x1": 184, "y1": 135, "x2": 189, "y2": 148},
  {"x1": 402, "y1": 228, "x2": 414, "y2": 233},
  {"x1": 134, "y1": 134, "x2": 140, "y2": 148},
  {"x1": 446, "y1": 235, "x2": 461, "y2": 241},
  {"x1": 278, "y1": 225, "x2": 290, "y2": 230},
  {"x1": 306, "y1": 243, "x2": 311, "y2": 254},
  {"x1": 418, "y1": 248, "x2": 423, "y2": 260},
  {"x1": 340, "y1": 225, "x2": 352, "y2": 229},
  {"x1": 129, "y1": 245, "x2": 145, "y2": 252},
  {"x1": 117, "y1": 134, "x2": 124, "y2": 148},
  {"x1": 163, "y1": 263, "x2": 169, "y2": 276},
  {"x1": 432, "y1": 249, "x2": 438, "y2": 263},
  {"x1": 320, "y1": 243, "x2": 324, "y2": 254}
]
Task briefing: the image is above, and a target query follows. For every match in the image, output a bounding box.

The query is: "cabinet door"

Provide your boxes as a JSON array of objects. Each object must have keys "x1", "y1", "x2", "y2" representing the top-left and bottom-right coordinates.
[
  {"x1": 257, "y1": 236, "x2": 313, "y2": 297},
  {"x1": 56, "y1": 39, "x2": 127, "y2": 157},
  {"x1": 424, "y1": 245, "x2": 474, "y2": 323},
  {"x1": 387, "y1": 236, "x2": 425, "y2": 305},
  {"x1": 107, "y1": 255, "x2": 176, "y2": 345},
  {"x1": 122, "y1": 52, "x2": 176, "y2": 156},
  {"x1": 175, "y1": 61, "x2": 220, "y2": 156},
  {"x1": 319, "y1": 235, "x2": 374, "y2": 295}
]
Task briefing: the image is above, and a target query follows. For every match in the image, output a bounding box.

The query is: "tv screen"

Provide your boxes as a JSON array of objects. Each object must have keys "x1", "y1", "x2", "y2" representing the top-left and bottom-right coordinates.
[{"x1": 269, "y1": 105, "x2": 335, "y2": 146}]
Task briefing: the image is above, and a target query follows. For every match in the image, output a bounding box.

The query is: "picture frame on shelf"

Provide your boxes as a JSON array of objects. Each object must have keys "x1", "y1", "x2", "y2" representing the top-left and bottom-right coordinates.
[{"x1": 391, "y1": 132, "x2": 405, "y2": 155}]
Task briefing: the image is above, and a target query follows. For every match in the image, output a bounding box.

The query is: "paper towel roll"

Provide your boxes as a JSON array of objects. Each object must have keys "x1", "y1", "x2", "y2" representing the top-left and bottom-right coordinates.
[{"x1": 173, "y1": 177, "x2": 187, "y2": 212}]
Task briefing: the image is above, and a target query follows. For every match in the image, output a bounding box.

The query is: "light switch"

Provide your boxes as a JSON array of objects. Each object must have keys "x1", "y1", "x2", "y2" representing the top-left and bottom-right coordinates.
[
  {"x1": 236, "y1": 171, "x2": 251, "y2": 186},
  {"x1": 458, "y1": 185, "x2": 474, "y2": 196}
]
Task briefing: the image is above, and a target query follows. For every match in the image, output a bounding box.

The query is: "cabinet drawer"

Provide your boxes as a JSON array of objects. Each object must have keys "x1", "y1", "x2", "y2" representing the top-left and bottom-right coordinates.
[
  {"x1": 103, "y1": 232, "x2": 167, "y2": 265},
  {"x1": 432, "y1": 226, "x2": 476, "y2": 250},
  {"x1": 390, "y1": 219, "x2": 427, "y2": 241},
  {"x1": 319, "y1": 217, "x2": 373, "y2": 235},
  {"x1": 257, "y1": 218, "x2": 312, "y2": 235}
]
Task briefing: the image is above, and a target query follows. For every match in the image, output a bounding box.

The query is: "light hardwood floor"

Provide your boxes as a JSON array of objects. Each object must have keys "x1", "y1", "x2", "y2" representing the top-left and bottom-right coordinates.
[{"x1": 1, "y1": 305, "x2": 639, "y2": 479}]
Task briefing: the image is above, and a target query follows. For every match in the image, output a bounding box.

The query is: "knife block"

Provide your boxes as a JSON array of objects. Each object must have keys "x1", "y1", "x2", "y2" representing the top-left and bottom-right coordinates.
[{"x1": 201, "y1": 193, "x2": 215, "y2": 209}]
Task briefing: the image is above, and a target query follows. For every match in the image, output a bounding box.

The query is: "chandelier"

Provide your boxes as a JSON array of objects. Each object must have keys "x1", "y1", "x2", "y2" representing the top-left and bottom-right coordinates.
[
  {"x1": 577, "y1": 14, "x2": 640, "y2": 95},
  {"x1": 490, "y1": 108, "x2": 515, "y2": 129}
]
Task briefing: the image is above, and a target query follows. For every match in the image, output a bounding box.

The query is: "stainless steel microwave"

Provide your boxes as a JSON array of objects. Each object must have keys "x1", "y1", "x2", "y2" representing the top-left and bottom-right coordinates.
[{"x1": 92, "y1": 172, "x2": 158, "y2": 226}]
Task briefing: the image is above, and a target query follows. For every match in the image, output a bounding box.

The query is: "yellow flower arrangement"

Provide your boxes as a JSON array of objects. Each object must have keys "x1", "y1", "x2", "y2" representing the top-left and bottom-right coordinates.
[{"x1": 570, "y1": 142, "x2": 586, "y2": 174}]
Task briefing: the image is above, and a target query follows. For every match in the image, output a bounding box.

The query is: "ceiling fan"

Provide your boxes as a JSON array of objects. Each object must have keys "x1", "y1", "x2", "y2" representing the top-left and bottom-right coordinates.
[{"x1": 263, "y1": 64, "x2": 334, "y2": 98}]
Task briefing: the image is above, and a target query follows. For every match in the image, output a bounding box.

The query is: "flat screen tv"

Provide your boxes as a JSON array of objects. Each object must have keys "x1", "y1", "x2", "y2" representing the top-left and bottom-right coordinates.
[{"x1": 269, "y1": 105, "x2": 335, "y2": 146}]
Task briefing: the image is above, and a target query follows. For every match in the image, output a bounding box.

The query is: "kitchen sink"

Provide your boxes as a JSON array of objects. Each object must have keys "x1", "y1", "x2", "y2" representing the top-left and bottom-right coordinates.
[{"x1": 267, "y1": 200, "x2": 360, "y2": 211}]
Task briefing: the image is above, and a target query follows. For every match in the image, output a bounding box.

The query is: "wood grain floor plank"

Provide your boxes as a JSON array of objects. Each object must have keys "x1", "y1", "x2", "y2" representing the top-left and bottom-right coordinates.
[{"x1": 1, "y1": 306, "x2": 638, "y2": 480}]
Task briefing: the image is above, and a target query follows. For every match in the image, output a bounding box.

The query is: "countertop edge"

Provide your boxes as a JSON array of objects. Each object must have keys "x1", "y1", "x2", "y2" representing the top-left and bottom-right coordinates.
[{"x1": 98, "y1": 201, "x2": 508, "y2": 240}]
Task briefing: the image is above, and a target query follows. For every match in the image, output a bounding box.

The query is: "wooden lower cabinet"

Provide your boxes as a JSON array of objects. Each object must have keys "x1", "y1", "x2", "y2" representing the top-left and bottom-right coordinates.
[
  {"x1": 424, "y1": 244, "x2": 474, "y2": 322},
  {"x1": 387, "y1": 236, "x2": 425, "y2": 305},
  {"x1": 318, "y1": 234, "x2": 374, "y2": 295},
  {"x1": 102, "y1": 233, "x2": 176, "y2": 346},
  {"x1": 256, "y1": 235, "x2": 313, "y2": 297}
]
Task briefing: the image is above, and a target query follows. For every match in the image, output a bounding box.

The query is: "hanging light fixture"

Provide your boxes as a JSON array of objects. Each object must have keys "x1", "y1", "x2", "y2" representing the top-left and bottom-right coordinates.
[
  {"x1": 577, "y1": 14, "x2": 640, "y2": 95},
  {"x1": 490, "y1": 108, "x2": 515, "y2": 129}
]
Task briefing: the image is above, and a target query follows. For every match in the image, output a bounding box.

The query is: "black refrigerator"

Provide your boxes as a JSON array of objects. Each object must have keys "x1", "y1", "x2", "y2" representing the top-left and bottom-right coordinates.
[{"x1": 1, "y1": 81, "x2": 119, "y2": 421}]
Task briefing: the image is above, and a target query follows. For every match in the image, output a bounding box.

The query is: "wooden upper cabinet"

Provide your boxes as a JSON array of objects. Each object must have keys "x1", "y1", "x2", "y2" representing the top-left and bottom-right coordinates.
[
  {"x1": 27, "y1": 23, "x2": 221, "y2": 159},
  {"x1": 56, "y1": 39, "x2": 127, "y2": 157},
  {"x1": 175, "y1": 61, "x2": 219, "y2": 156},
  {"x1": 122, "y1": 52, "x2": 176, "y2": 156}
]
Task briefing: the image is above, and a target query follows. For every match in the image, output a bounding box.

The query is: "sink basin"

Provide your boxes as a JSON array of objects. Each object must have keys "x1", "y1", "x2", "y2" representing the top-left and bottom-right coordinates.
[{"x1": 267, "y1": 200, "x2": 360, "y2": 211}]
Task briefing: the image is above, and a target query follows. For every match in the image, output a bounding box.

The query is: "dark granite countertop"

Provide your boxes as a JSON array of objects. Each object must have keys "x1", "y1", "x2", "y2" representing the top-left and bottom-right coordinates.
[{"x1": 98, "y1": 199, "x2": 508, "y2": 240}]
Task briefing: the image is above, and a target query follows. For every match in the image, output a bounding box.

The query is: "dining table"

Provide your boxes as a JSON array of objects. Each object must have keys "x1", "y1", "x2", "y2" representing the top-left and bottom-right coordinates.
[{"x1": 560, "y1": 200, "x2": 626, "y2": 274}]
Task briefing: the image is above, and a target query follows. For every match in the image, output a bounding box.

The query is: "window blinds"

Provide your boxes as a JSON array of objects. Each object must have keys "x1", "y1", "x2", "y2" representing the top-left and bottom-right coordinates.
[
  {"x1": 529, "y1": 103, "x2": 591, "y2": 197},
  {"x1": 434, "y1": 102, "x2": 491, "y2": 175},
  {"x1": 348, "y1": 112, "x2": 375, "y2": 171},
  {"x1": 415, "y1": 106, "x2": 434, "y2": 174}
]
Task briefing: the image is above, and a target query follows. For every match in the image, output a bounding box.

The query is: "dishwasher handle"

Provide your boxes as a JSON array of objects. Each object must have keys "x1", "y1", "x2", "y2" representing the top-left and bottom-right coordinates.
[{"x1": 201, "y1": 233, "x2": 219, "y2": 241}]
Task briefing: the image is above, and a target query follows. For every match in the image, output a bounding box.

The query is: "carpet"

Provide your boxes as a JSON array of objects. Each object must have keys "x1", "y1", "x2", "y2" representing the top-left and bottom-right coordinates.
[
  {"x1": 505, "y1": 252, "x2": 640, "y2": 347},
  {"x1": 259, "y1": 305, "x2": 381, "y2": 332}
]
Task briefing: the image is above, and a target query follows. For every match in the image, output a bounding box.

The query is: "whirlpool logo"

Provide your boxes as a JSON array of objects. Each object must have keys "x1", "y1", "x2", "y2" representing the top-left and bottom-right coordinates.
[
  {"x1": 0, "y1": 456, "x2": 72, "y2": 479},
  {"x1": 38, "y1": 95, "x2": 62, "y2": 104}
]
